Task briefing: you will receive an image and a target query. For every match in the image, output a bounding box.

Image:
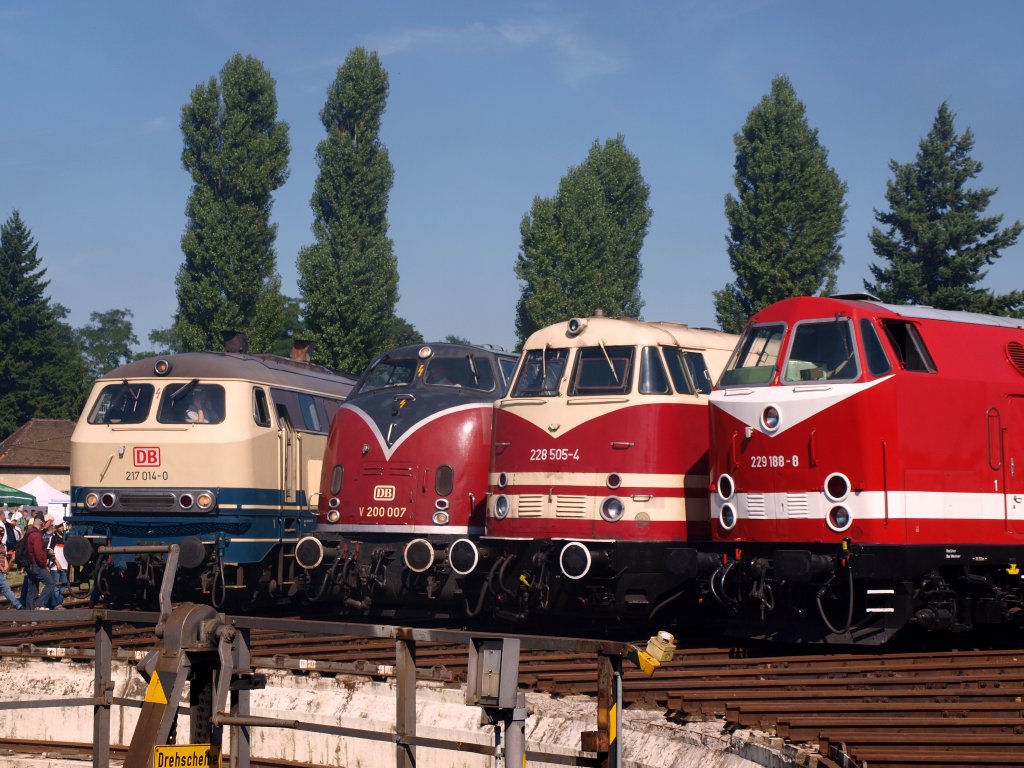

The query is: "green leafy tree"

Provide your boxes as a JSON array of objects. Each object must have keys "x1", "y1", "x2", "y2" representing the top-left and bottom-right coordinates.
[
  {"x1": 515, "y1": 135, "x2": 651, "y2": 346},
  {"x1": 0, "y1": 211, "x2": 88, "y2": 437},
  {"x1": 298, "y1": 47, "x2": 399, "y2": 372},
  {"x1": 444, "y1": 334, "x2": 472, "y2": 345},
  {"x1": 174, "y1": 53, "x2": 290, "y2": 353},
  {"x1": 136, "y1": 326, "x2": 183, "y2": 359},
  {"x1": 713, "y1": 76, "x2": 848, "y2": 333},
  {"x1": 76, "y1": 308, "x2": 139, "y2": 377},
  {"x1": 865, "y1": 102, "x2": 1024, "y2": 314},
  {"x1": 269, "y1": 296, "x2": 307, "y2": 358},
  {"x1": 389, "y1": 317, "x2": 423, "y2": 349}
]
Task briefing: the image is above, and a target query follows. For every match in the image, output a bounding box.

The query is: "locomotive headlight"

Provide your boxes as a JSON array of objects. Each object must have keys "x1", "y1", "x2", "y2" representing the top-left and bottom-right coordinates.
[
  {"x1": 178, "y1": 493, "x2": 194, "y2": 510},
  {"x1": 85, "y1": 492, "x2": 100, "y2": 509},
  {"x1": 328, "y1": 496, "x2": 340, "y2": 509},
  {"x1": 326, "y1": 509, "x2": 341, "y2": 523},
  {"x1": 153, "y1": 359, "x2": 172, "y2": 376},
  {"x1": 432, "y1": 510, "x2": 451, "y2": 526},
  {"x1": 606, "y1": 473, "x2": 622, "y2": 490},
  {"x1": 497, "y1": 472, "x2": 509, "y2": 489},
  {"x1": 195, "y1": 491, "x2": 216, "y2": 511},
  {"x1": 827, "y1": 505, "x2": 852, "y2": 533},
  {"x1": 717, "y1": 473, "x2": 735, "y2": 501},
  {"x1": 494, "y1": 495, "x2": 510, "y2": 519},
  {"x1": 600, "y1": 497, "x2": 625, "y2": 522},
  {"x1": 824, "y1": 472, "x2": 851, "y2": 503},
  {"x1": 100, "y1": 492, "x2": 116, "y2": 509},
  {"x1": 761, "y1": 405, "x2": 781, "y2": 432},
  {"x1": 719, "y1": 503, "x2": 737, "y2": 531}
]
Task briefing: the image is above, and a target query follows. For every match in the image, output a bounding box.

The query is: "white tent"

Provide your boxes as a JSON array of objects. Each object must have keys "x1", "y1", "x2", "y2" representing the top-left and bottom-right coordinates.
[{"x1": 19, "y1": 476, "x2": 70, "y2": 522}]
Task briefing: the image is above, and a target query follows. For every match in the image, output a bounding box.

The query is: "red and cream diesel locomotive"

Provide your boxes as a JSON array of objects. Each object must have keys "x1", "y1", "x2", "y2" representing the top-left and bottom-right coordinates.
[
  {"x1": 295, "y1": 342, "x2": 516, "y2": 615},
  {"x1": 709, "y1": 294, "x2": 1024, "y2": 643},
  {"x1": 481, "y1": 316, "x2": 737, "y2": 623}
]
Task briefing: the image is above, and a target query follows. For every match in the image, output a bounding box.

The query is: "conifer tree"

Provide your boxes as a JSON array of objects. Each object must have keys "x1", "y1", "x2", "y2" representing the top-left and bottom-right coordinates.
[
  {"x1": 298, "y1": 47, "x2": 398, "y2": 373},
  {"x1": 174, "y1": 53, "x2": 290, "y2": 352},
  {"x1": 0, "y1": 211, "x2": 88, "y2": 437},
  {"x1": 714, "y1": 76, "x2": 847, "y2": 333},
  {"x1": 515, "y1": 135, "x2": 651, "y2": 346},
  {"x1": 865, "y1": 102, "x2": 1023, "y2": 314}
]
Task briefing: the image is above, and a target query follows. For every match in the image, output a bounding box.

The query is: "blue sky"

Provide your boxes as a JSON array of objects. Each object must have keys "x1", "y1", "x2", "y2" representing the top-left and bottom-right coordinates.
[{"x1": 3, "y1": 1, "x2": 1023, "y2": 355}]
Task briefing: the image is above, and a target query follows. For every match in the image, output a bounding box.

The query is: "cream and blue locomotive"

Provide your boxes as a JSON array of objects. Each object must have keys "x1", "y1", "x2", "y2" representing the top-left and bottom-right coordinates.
[{"x1": 64, "y1": 339, "x2": 355, "y2": 608}]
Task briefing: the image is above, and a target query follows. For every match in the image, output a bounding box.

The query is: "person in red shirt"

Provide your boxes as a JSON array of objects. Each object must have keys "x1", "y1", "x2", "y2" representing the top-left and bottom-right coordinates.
[{"x1": 22, "y1": 517, "x2": 56, "y2": 610}]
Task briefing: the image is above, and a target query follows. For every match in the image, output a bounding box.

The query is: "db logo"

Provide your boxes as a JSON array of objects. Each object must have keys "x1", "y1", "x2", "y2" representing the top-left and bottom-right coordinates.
[
  {"x1": 373, "y1": 485, "x2": 396, "y2": 501},
  {"x1": 133, "y1": 447, "x2": 161, "y2": 467}
]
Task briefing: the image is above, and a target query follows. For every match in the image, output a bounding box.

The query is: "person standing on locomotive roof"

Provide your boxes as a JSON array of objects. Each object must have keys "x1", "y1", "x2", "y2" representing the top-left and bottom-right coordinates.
[{"x1": 22, "y1": 517, "x2": 56, "y2": 610}]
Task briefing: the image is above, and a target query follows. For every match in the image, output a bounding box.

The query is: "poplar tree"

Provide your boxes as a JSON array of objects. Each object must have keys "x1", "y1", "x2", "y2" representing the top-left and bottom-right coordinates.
[
  {"x1": 865, "y1": 102, "x2": 1023, "y2": 314},
  {"x1": 515, "y1": 135, "x2": 651, "y2": 346},
  {"x1": 713, "y1": 76, "x2": 847, "y2": 333},
  {"x1": 174, "y1": 53, "x2": 290, "y2": 353},
  {"x1": 0, "y1": 211, "x2": 88, "y2": 437},
  {"x1": 298, "y1": 47, "x2": 398, "y2": 373}
]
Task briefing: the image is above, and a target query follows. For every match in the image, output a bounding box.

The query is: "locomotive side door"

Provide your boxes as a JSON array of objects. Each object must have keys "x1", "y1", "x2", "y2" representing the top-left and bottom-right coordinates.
[
  {"x1": 1002, "y1": 397, "x2": 1024, "y2": 533},
  {"x1": 277, "y1": 407, "x2": 298, "y2": 505}
]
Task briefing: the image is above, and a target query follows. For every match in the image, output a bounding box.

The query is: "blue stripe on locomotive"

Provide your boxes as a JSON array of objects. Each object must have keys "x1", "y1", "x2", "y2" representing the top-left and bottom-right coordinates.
[{"x1": 67, "y1": 487, "x2": 314, "y2": 564}]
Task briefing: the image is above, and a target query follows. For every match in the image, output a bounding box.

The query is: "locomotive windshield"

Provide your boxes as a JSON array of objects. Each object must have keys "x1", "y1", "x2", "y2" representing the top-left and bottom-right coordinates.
[
  {"x1": 358, "y1": 355, "x2": 418, "y2": 393},
  {"x1": 569, "y1": 346, "x2": 634, "y2": 395},
  {"x1": 87, "y1": 383, "x2": 155, "y2": 424},
  {"x1": 782, "y1": 318, "x2": 859, "y2": 383},
  {"x1": 157, "y1": 383, "x2": 225, "y2": 424},
  {"x1": 511, "y1": 347, "x2": 569, "y2": 397},
  {"x1": 719, "y1": 323, "x2": 785, "y2": 386},
  {"x1": 424, "y1": 355, "x2": 497, "y2": 391}
]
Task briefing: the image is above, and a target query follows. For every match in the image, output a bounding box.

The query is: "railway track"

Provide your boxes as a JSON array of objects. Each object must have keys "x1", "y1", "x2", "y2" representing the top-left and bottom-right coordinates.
[{"x1": 1, "y1": 613, "x2": 1022, "y2": 768}]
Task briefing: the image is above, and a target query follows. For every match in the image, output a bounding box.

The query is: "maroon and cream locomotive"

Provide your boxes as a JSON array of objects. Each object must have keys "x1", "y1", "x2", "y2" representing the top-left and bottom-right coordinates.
[{"x1": 295, "y1": 342, "x2": 516, "y2": 615}]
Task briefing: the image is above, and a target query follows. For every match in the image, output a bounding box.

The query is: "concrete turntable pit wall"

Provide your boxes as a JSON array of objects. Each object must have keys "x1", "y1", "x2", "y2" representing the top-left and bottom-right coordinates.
[{"x1": 0, "y1": 657, "x2": 805, "y2": 768}]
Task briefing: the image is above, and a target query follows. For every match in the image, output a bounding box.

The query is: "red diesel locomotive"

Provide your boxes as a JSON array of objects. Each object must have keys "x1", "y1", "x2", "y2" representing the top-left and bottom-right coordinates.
[
  {"x1": 709, "y1": 294, "x2": 1024, "y2": 643},
  {"x1": 295, "y1": 342, "x2": 516, "y2": 614},
  {"x1": 480, "y1": 316, "x2": 737, "y2": 624}
]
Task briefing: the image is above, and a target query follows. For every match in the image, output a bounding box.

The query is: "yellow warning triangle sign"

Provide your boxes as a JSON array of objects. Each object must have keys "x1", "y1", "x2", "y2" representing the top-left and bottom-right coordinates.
[{"x1": 144, "y1": 671, "x2": 171, "y2": 705}]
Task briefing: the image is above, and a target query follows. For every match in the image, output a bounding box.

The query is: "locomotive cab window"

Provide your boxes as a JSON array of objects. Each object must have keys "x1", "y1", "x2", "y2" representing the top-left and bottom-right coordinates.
[
  {"x1": 253, "y1": 387, "x2": 272, "y2": 427},
  {"x1": 157, "y1": 383, "x2": 225, "y2": 424},
  {"x1": 783, "y1": 318, "x2": 859, "y2": 383},
  {"x1": 88, "y1": 383, "x2": 155, "y2": 424},
  {"x1": 425, "y1": 355, "x2": 496, "y2": 391},
  {"x1": 358, "y1": 355, "x2": 418, "y2": 393},
  {"x1": 880, "y1": 320, "x2": 937, "y2": 373},
  {"x1": 569, "y1": 346, "x2": 634, "y2": 395},
  {"x1": 639, "y1": 347, "x2": 671, "y2": 394},
  {"x1": 498, "y1": 358, "x2": 517, "y2": 391},
  {"x1": 511, "y1": 347, "x2": 569, "y2": 397},
  {"x1": 719, "y1": 323, "x2": 785, "y2": 386},
  {"x1": 860, "y1": 319, "x2": 892, "y2": 376}
]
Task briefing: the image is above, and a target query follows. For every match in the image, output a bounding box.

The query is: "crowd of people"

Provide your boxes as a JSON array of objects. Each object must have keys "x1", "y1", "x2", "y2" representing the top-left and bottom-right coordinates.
[{"x1": 1, "y1": 505, "x2": 68, "y2": 610}]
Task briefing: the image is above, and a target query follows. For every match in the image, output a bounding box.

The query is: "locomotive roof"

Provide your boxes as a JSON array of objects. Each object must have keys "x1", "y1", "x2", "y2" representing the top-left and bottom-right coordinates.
[
  {"x1": 98, "y1": 352, "x2": 357, "y2": 396},
  {"x1": 367, "y1": 341, "x2": 516, "y2": 361},
  {"x1": 762, "y1": 295, "x2": 1024, "y2": 331},
  {"x1": 523, "y1": 316, "x2": 737, "y2": 351}
]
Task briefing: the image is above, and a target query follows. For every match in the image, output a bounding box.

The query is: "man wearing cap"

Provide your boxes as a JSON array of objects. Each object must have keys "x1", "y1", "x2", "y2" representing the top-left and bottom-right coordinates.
[{"x1": 22, "y1": 517, "x2": 56, "y2": 610}]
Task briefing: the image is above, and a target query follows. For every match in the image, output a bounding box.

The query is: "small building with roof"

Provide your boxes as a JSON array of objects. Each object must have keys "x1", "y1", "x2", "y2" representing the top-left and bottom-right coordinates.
[{"x1": 0, "y1": 418, "x2": 74, "y2": 494}]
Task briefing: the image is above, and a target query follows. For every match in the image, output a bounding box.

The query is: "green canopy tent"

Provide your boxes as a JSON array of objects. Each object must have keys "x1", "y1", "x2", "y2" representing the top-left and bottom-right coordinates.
[{"x1": 0, "y1": 483, "x2": 36, "y2": 506}]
